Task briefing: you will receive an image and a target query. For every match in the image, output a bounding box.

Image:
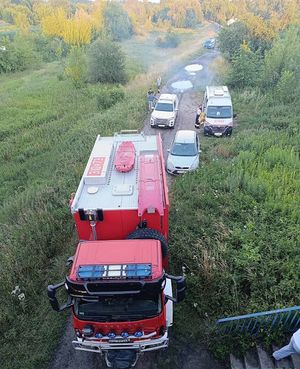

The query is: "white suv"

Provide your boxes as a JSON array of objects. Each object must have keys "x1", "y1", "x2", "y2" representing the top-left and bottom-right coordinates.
[{"x1": 150, "y1": 94, "x2": 179, "y2": 128}]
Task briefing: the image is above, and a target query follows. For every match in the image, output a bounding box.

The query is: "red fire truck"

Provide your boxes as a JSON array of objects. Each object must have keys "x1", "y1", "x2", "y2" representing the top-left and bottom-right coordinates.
[{"x1": 47, "y1": 131, "x2": 186, "y2": 369}]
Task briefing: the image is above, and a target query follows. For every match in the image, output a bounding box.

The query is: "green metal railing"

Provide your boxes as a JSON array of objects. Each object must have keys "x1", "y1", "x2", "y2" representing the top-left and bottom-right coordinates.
[{"x1": 217, "y1": 306, "x2": 300, "y2": 335}]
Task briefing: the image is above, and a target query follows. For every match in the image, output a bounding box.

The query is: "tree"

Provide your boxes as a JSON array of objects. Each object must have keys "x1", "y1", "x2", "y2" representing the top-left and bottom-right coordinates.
[
  {"x1": 227, "y1": 44, "x2": 262, "y2": 88},
  {"x1": 64, "y1": 46, "x2": 87, "y2": 87},
  {"x1": 87, "y1": 38, "x2": 127, "y2": 84},
  {"x1": 103, "y1": 2, "x2": 133, "y2": 41},
  {"x1": 262, "y1": 26, "x2": 300, "y2": 88},
  {"x1": 218, "y1": 22, "x2": 250, "y2": 60},
  {"x1": 41, "y1": 7, "x2": 92, "y2": 46}
]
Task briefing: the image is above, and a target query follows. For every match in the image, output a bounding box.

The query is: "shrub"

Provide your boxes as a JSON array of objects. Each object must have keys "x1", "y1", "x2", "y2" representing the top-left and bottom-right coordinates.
[
  {"x1": 87, "y1": 38, "x2": 127, "y2": 84},
  {"x1": 262, "y1": 27, "x2": 300, "y2": 89},
  {"x1": 64, "y1": 47, "x2": 87, "y2": 88},
  {"x1": 86, "y1": 84, "x2": 125, "y2": 110},
  {"x1": 155, "y1": 32, "x2": 180, "y2": 48},
  {"x1": 226, "y1": 45, "x2": 262, "y2": 88},
  {"x1": 0, "y1": 36, "x2": 41, "y2": 74},
  {"x1": 33, "y1": 33, "x2": 68, "y2": 62}
]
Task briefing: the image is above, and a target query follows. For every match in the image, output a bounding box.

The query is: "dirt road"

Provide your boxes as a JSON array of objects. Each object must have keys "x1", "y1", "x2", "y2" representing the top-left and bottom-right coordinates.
[
  {"x1": 48, "y1": 49, "x2": 224, "y2": 369},
  {"x1": 144, "y1": 50, "x2": 221, "y2": 162}
]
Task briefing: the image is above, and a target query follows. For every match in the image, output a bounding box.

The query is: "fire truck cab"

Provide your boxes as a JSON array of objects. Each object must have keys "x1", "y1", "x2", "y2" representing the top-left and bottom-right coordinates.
[{"x1": 47, "y1": 131, "x2": 186, "y2": 368}]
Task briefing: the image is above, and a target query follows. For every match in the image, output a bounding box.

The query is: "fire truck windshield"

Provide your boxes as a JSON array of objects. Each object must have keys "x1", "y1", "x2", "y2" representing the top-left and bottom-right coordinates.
[{"x1": 74, "y1": 294, "x2": 162, "y2": 322}]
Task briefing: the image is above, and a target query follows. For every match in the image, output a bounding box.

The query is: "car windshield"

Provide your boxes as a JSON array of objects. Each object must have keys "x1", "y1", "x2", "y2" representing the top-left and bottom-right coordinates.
[
  {"x1": 74, "y1": 293, "x2": 161, "y2": 322},
  {"x1": 155, "y1": 102, "x2": 174, "y2": 112},
  {"x1": 207, "y1": 106, "x2": 232, "y2": 119},
  {"x1": 171, "y1": 142, "x2": 197, "y2": 157}
]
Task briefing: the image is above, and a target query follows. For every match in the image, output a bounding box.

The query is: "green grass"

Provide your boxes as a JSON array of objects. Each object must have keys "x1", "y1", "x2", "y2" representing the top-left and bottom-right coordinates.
[{"x1": 164, "y1": 88, "x2": 300, "y2": 363}]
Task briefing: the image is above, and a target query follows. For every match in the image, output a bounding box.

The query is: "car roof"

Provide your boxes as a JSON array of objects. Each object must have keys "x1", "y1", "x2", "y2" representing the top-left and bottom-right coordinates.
[
  {"x1": 174, "y1": 130, "x2": 196, "y2": 143},
  {"x1": 158, "y1": 93, "x2": 177, "y2": 102}
]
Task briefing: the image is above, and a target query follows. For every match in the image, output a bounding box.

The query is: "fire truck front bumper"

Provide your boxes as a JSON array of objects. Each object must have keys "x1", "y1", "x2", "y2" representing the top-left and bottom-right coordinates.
[{"x1": 72, "y1": 331, "x2": 169, "y2": 354}]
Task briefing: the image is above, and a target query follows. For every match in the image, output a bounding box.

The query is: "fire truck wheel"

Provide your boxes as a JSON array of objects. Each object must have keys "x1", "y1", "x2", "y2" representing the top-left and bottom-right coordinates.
[{"x1": 126, "y1": 228, "x2": 168, "y2": 258}]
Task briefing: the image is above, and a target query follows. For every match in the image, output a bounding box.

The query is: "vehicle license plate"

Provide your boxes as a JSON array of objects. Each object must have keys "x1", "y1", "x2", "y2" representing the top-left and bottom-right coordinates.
[
  {"x1": 109, "y1": 338, "x2": 131, "y2": 343},
  {"x1": 177, "y1": 170, "x2": 185, "y2": 174},
  {"x1": 214, "y1": 132, "x2": 222, "y2": 137},
  {"x1": 158, "y1": 125, "x2": 165, "y2": 127}
]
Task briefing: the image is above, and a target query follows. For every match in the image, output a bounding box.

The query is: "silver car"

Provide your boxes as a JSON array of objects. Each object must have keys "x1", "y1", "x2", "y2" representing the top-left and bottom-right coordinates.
[{"x1": 166, "y1": 130, "x2": 200, "y2": 175}]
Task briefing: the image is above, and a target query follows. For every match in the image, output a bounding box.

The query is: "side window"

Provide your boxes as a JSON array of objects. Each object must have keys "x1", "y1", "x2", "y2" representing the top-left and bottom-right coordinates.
[{"x1": 174, "y1": 99, "x2": 177, "y2": 109}]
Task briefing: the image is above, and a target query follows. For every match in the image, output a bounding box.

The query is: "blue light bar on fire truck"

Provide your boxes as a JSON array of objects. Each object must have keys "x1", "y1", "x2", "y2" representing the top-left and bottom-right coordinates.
[{"x1": 77, "y1": 264, "x2": 152, "y2": 280}]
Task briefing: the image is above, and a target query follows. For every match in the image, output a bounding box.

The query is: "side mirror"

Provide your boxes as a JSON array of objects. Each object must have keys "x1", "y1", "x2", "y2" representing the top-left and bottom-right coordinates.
[
  {"x1": 164, "y1": 294, "x2": 177, "y2": 304},
  {"x1": 151, "y1": 106, "x2": 154, "y2": 111},
  {"x1": 165, "y1": 274, "x2": 187, "y2": 303},
  {"x1": 167, "y1": 149, "x2": 170, "y2": 152},
  {"x1": 47, "y1": 282, "x2": 73, "y2": 312},
  {"x1": 233, "y1": 113, "x2": 237, "y2": 118},
  {"x1": 66, "y1": 256, "x2": 74, "y2": 267},
  {"x1": 198, "y1": 149, "x2": 202, "y2": 153},
  {"x1": 176, "y1": 278, "x2": 186, "y2": 303}
]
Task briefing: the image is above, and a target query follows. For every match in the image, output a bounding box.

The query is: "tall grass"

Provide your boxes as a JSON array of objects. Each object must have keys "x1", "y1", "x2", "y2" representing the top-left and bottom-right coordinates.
[{"x1": 167, "y1": 87, "x2": 300, "y2": 361}]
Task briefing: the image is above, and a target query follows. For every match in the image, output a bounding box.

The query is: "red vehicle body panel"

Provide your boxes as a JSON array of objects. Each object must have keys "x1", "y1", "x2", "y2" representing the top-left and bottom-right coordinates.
[
  {"x1": 69, "y1": 240, "x2": 163, "y2": 281},
  {"x1": 73, "y1": 208, "x2": 168, "y2": 242},
  {"x1": 138, "y1": 153, "x2": 164, "y2": 217}
]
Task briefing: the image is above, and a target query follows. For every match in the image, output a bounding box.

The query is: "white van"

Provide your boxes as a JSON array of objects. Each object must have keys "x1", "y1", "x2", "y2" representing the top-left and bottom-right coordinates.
[
  {"x1": 150, "y1": 93, "x2": 179, "y2": 128},
  {"x1": 202, "y1": 86, "x2": 233, "y2": 136}
]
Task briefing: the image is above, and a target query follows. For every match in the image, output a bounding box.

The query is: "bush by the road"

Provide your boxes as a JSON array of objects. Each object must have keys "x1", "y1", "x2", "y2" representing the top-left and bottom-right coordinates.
[
  {"x1": 156, "y1": 32, "x2": 180, "y2": 48},
  {"x1": 87, "y1": 38, "x2": 127, "y2": 84}
]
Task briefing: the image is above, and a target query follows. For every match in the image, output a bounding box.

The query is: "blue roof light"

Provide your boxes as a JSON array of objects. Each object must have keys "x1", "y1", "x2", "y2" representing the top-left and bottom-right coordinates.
[
  {"x1": 121, "y1": 331, "x2": 129, "y2": 338},
  {"x1": 77, "y1": 264, "x2": 152, "y2": 280},
  {"x1": 126, "y1": 264, "x2": 151, "y2": 278},
  {"x1": 134, "y1": 331, "x2": 143, "y2": 338},
  {"x1": 77, "y1": 265, "x2": 104, "y2": 280}
]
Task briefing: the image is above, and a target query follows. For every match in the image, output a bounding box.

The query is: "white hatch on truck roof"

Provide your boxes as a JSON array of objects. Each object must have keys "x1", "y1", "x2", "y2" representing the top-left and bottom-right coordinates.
[{"x1": 83, "y1": 141, "x2": 113, "y2": 185}]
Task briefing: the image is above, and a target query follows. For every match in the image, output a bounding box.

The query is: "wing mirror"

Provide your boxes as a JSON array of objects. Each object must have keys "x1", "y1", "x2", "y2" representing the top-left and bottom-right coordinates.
[
  {"x1": 233, "y1": 113, "x2": 237, "y2": 118},
  {"x1": 47, "y1": 282, "x2": 73, "y2": 312},
  {"x1": 164, "y1": 274, "x2": 186, "y2": 303}
]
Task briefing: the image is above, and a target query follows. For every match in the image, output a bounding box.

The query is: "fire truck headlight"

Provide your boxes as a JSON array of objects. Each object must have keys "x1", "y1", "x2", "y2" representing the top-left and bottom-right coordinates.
[
  {"x1": 108, "y1": 332, "x2": 116, "y2": 339},
  {"x1": 121, "y1": 331, "x2": 129, "y2": 338},
  {"x1": 82, "y1": 325, "x2": 94, "y2": 337},
  {"x1": 134, "y1": 331, "x2": 143, "y2": 338}
]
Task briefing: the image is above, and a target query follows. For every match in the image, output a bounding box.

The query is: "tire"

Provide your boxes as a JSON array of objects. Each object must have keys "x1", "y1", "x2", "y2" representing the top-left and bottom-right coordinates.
[{"x1": 126, "y1": 228, "x2": 168, "y2": 258}]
